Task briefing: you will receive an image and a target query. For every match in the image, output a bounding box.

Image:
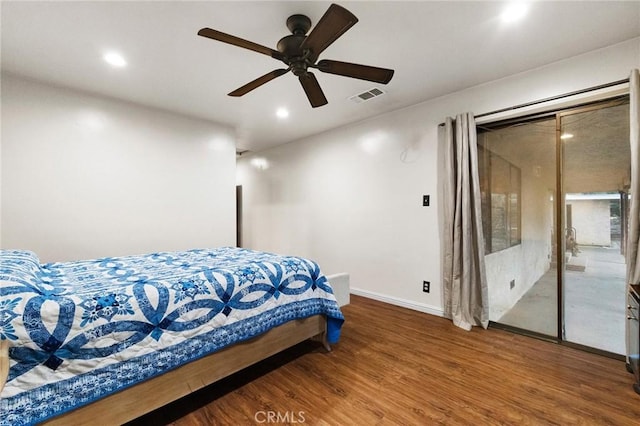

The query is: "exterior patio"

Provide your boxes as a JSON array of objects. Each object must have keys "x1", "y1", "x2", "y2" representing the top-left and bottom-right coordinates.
[{"x1": 497, "y1": 244, "x2": 626, "y2": 355}]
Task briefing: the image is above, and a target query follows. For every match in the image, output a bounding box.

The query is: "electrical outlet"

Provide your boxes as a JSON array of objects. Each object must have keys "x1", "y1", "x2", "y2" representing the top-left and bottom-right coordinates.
[
  {"x1": 423, "y1": 281, "x2": 430, "y2": 293},
  {"x1": 510, "y1": 279, "x2": 515, "y2": 290}
]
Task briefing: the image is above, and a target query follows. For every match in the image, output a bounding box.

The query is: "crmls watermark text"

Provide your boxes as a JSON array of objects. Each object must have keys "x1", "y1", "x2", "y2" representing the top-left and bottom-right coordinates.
[{"x1": 254, "y1": 411, "x2": 306, "y2": 423}]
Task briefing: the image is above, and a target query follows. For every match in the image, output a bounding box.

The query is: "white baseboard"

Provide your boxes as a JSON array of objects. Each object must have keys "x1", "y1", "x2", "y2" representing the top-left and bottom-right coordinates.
[{"x1": 350, "y1": 287, "x2": 445, "y2": 318}]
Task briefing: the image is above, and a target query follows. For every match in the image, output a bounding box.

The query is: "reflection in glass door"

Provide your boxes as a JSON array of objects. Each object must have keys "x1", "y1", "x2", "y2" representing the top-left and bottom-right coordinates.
[
  {"x1": 560, "y1": 101, "x2": 630, "y2": 354},
  {"x1": 479, "y1": 116, "x2": 558, "y2": 338},
  {"x1": 480, "y1": 97, "x2": 630, "y2": 356}
]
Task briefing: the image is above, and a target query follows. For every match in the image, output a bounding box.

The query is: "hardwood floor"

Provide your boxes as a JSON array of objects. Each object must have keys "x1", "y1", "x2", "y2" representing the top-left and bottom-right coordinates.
[{"x1": 129, "y1": 295, "x2": 640, "y2": 425}]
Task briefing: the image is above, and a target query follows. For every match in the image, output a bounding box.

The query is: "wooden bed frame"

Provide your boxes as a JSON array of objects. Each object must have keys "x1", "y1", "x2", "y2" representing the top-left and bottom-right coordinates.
[
  {"x1": 0, "y1": 315, "x2": 329, "y2": 425},
  {"x1": 0, "y1": 340, "x2": 8, "y2": 394}
]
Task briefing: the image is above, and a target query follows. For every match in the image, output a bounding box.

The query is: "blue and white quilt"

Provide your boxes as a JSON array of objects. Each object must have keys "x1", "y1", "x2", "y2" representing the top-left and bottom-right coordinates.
[{"x1": 0, "y1": 247, "x2": 344, "y2": 425}]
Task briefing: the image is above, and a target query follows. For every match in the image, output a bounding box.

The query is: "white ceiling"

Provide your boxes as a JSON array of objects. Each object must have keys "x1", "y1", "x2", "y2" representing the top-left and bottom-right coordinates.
[{"x1": 2, "y1": 1, "x2": 639, "y2": 152}]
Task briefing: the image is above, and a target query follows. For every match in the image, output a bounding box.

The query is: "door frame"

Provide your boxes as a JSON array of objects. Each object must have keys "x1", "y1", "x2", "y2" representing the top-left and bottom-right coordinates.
[{"x1": 236, "y1": 185, "x2": 243, "y2": 248}]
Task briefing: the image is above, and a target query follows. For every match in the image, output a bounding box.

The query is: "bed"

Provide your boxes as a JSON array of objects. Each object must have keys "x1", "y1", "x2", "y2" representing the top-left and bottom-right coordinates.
[{"x1": 0, "y1": 247, "x2": 344, "y2": 425}]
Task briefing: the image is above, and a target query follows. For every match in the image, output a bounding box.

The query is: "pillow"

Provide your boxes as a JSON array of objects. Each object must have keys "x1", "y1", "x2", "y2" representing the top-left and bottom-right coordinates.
[{"x1": 0, "y1": 249, "x2": 42, "y2": 286}]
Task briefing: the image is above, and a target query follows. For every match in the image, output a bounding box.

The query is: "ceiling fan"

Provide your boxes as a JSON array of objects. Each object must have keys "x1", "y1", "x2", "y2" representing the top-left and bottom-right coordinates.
[{"x1": 197, "y1": 3, "x2": 394, "y2": 108}]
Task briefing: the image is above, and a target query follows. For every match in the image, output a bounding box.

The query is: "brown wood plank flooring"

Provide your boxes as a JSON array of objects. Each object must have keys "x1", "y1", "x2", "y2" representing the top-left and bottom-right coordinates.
[{"x1": 128, "y1": 295, "x2": 640, "y2": 425}]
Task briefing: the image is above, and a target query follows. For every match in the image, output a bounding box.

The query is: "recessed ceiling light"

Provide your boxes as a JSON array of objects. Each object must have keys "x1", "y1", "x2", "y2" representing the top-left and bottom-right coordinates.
[
  {"x1": 501, "y1": 2, "x2": 528, "y2": 23},
  {"x1": 276, "y1": 108, "x2": 289, "y2": 119},
  {"x1": 560, "y1": 133, "x2": 574, "y2": 140},
  {"x1": 103, "y1": 51, "x2": 127, "y2": 68}
]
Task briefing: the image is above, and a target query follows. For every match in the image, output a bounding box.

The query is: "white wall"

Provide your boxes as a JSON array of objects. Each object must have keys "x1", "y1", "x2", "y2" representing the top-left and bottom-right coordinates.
[
  {"x1": 571, "y1": 199, "x2": 612, "y2": 246},
  {"x1": 237, "y1": 37, "x2": 640, "y2": 316},
  {"x1": 1, "y1": 74, "x2": 237, "y2": 262}
]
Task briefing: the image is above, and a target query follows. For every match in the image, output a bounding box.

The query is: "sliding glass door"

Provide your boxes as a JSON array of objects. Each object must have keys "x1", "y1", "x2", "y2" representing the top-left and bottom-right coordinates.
[
  {"x1": 480, "y1": 97, "x2": 630, "y2": 356},
  {"x1": 479, "y1": 116, "x2": 558, "y2": 338},
  {"x1": 560, "y1": 101, "x2": 630, "y2": 354}
]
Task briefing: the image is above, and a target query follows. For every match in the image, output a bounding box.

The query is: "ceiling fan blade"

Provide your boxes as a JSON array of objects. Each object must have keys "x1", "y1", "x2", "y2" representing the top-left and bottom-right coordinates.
[
  {"x1": 198, "y1": 28, "x2": 285, "y2": 61},
  {"x1": 300, "y1": 4, "x2": 358, "y2": 61},
  {"x1": 228, "y1": 69, "x2": 290, "y2": 97},
  {"x1": 316, "y1": 60, "x2": 394, "y2": 84},
  {"x1": 299, "y1": 72, "x2": 328, "y2": 108}
]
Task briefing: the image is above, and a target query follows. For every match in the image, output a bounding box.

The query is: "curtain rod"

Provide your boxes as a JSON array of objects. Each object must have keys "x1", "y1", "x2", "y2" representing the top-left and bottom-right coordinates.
[{"x1": 438, "y1": 77, "x2": 629, "y2": 126}]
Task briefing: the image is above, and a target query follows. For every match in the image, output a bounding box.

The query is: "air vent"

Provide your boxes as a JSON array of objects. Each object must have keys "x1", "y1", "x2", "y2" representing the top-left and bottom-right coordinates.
[{"x1": 349, "y1": 87, "x2": 386, "y2": 103}]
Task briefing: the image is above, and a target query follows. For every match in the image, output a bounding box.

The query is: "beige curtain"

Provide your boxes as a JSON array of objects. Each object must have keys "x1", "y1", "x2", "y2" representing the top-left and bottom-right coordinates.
[
  {"x1": 628, "y1": 69, "x2": 640, "y2": 286},
  {"x1": 441, "y1": 112, "x2": 489, "y2": 330}
]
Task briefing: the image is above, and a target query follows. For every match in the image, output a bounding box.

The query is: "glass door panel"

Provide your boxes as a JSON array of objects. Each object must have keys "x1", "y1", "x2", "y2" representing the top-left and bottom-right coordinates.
[
  {"x1": 560, "y1": 102, "x2": 630, "y2": 355},
  {"x1": 479, "y1": 117, "x2": 558, "y2": 337}
]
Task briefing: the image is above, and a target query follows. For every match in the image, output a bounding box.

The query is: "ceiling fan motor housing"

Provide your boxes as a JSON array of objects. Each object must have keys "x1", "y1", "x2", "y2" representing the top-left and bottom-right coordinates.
[
  {"x1": 276, "y1": 34, "x2": 306, "y2": 58},
  {"x1": 277, "y1": 14, "x2": 314, "y2": 75}
]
